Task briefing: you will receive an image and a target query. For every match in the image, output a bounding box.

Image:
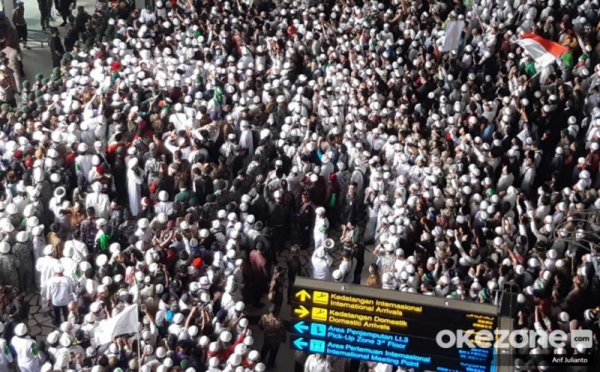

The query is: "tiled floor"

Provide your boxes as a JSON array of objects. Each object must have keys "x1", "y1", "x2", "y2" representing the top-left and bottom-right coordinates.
[{"x1": 24, "y1": 292, "x2": 55, "y2": 339}]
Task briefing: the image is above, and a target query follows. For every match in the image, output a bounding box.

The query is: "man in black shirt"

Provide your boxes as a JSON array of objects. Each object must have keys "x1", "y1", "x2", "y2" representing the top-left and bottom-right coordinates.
[{"x1": 49, "y1": 27, "x2": 64, "y2": 68}]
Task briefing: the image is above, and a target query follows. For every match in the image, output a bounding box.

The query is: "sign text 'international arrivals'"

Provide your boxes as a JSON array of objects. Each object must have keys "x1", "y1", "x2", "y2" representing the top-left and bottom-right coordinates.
[{"x1": 289, "y1": 283, "x2": 498, "y2": 372}]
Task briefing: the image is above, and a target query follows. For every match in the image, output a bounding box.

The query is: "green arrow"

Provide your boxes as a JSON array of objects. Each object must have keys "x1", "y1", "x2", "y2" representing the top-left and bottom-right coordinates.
[
  {"x1": 294, "y1": 321, "x2": 309, "y2": 334},
  {"x1": 294, "y1": 337, "x2": 308, "y2": 350}
]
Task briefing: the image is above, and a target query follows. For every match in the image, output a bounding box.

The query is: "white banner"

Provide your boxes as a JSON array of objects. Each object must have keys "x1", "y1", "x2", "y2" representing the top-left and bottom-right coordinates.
[
  {"x1": 442, "y1": 21, "x2": 465, "y2": 53},
  {"x1": 93, "y1": 304, "x2": 139, "y2": 346}
]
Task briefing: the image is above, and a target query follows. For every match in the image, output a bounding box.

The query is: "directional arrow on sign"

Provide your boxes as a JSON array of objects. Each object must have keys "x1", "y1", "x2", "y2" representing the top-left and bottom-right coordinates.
[
  {"x1": 293, "y1": 337, "x2": 308, "y2": 350},
  {"x1": 295, "y1": 289, "x2": 311, "y2": 302},
  {"x1": 294, "y1": 321, "x2": 309, "y2": 334},
  {"x1": 294, "y1": 305, "x2": 309, "y2": 318}
]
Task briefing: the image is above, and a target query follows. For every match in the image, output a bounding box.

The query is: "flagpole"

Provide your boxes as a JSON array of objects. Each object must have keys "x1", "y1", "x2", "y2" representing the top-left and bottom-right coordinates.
[
  {"x1": 137, "y1": 299, "x2": 142, "y2": 368},
  {"x1": 526, "y1": 71, "x2": 541, "y2": 83}
]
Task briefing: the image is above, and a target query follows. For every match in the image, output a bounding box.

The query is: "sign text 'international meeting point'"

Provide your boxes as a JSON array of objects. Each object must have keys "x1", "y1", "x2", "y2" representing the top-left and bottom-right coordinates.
[{"x1": 289, "y1": 278, "x2": 499, "y2": 372}]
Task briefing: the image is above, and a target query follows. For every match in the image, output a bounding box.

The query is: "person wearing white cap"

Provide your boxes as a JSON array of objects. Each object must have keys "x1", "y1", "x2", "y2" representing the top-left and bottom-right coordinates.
[
  {"x1": 36, "y1": 244, "x2": 60, "y2": 310},
  {"x1": 45, "y1": 264, "x2": 76, "y2": 326},
  {"x1": 232, "y1": 258, "x2": 245, "y2": 292},
  {"x1": 350, "y1": 159, "x2": 367, "y2": 198},
  {"x1": 127, "y1": 157, "x2": 145, "y2": 216},
  {"x1": 10, "y1": 323, "x2": 39, "y2": 372},
  {"x1": 6, "y1": 0, "x2": 600, "y2": 368},
  {"x1": 238, "y1": 120, "x2": 254, "y2": 166},
  {"x1": 519, "y1": 156, "x2": 536, "y2": 196},
  {"x1": 13, "y1": 231, "x2": 35, "y2": 291},
  {"x1": 75, "y1": 142, "x2": 94, "y2": 183},
  {"x1": 311, "y1": 247, "x2": 332, "y2": 280},
  {"x1": 319, "y1": 154, "x2": 334, "y2": 185},
  {"x1": 221, "y1": 133, "x2": 238, "y2": 161},
  {"x1": 59, "y1": 243, "x2": 79, "y2": 282},
  {"x1": 63, "y1": 229, "x2": 89, "y2": 264},
  {"x1": 154, "y1": 190, "x2": 174, "y2": 216},
  {"x1": 85, "y1": 181, "x2": 111, "y2": 220},
  {"x1": 313, "y1": 207, "x2": 329, "y2": 250}
]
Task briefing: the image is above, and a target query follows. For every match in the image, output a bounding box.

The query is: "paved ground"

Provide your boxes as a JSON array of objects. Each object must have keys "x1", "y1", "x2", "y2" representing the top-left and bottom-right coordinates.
[
  {"x1": 22, "y1": 0, "x2": 96, "y2": 31},
  {"x1": 16, "y1": 0, "x2": 98, "y2": 83},
  {"x1": 24, "y1": 293, "x2": 56, "y2": 338}
]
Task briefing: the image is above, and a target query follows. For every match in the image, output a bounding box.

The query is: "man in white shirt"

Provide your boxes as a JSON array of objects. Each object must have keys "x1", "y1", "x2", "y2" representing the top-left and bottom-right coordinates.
[
  {"x1": 10, "y1": 324, "x2": 39, "y2": 372},
  {"x1": 45, "y1": 264, "x2": 76, "y2": 326},
  {"x1": 64, "y1": 230, "x2": 89, "y2": 264},
  {"x1": 36, "y1": 245, "x2": 60, "y2": 312},
  {"x1": 85, "y1": 182, "x2": 110, "y2": 220},
  {"x1": 311, "y1": 248, "x2": 332, "y2": 280}
]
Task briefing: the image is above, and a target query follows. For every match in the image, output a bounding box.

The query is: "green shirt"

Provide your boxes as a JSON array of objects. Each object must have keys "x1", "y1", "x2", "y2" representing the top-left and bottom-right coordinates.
[
  {"x1": 526, "y1": 62, "x2": 537, "y2": 77},
  {"x1": 562, "y1": 52, "x2": 574, "y2": 69}
]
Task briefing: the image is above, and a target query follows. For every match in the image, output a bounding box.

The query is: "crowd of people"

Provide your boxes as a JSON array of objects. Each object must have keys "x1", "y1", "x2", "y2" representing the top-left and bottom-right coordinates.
[{"x1": 0, "y1": 0, "x2": 597, "y2": 371}]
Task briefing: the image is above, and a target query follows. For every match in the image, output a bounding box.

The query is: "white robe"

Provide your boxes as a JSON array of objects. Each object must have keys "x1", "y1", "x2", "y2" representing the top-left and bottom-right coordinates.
[
  {"x1": 64, "y1": 239, "x2": 88, "y2": 264},
  {"x1": 10, "y1": 336, "x2": 39, "y2": 372},
  {"x1": 0, "y1": 338, "x2": 13, "y2": 369},
  {"x1": 36, "y1": 256, "x2": 60, "y2": 300},
  {"x1": 75, "y1": 154, "x2": 94, "y2": 183},
  {"x1": 85, "y1": 192, "x2": 110, "y2": 220},
  {"x1": 154, "y1": 201, "x2": 173, "y2": 215},
  {"x1": 313, "y1": 216, "x2": 329, "y2": 249},
  {"x1": 496, "y1": 173, "x2": 515, "y2": 193},
  {"x1": 60, "y1": 257, "x2": 78, "y2": 282},
  {"x1": 239, "y1": 128, "x2": 254, "y2": 164},
  {"x1": 364, "y1": 202, "x2": 380, "y2": 243},
  {"x1": 519, "y1": 165, "x2": 536, "y2": 195},
  {"x1": 127, "y1": 166, "x2": 145, "y2": 216},
  {"x1": 311, "y1": 255, "x2": 332, "y2": 281}
]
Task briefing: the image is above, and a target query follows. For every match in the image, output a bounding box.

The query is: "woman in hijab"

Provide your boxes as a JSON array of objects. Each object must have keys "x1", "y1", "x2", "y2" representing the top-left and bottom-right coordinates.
[{"x1": 325, "y1": 173, "x2": 341, "y2": 228}]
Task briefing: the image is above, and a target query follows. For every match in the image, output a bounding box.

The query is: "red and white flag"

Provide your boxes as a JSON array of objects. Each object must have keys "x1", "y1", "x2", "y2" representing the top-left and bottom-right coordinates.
[{"x1": 515, "y1": 33, "x2": 568, "y2": 67}]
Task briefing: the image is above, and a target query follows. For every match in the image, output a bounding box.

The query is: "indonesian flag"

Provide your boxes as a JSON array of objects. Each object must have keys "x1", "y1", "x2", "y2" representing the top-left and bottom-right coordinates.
[{"x1": 515, "y1": 33, "x2": 568, "y2": 67}]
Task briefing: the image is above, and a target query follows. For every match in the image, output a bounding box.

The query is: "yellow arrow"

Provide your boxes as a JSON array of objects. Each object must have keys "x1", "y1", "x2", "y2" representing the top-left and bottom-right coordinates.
[
  {"x1": 294, "y1": 305, "x2": 310, "y2": 318},
  {"x1": 295, "y1": 289, "x2": 312, "y2": 302}
]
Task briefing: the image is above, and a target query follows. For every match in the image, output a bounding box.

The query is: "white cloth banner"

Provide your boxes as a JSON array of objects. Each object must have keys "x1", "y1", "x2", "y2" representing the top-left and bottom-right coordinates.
[
  {"x1": 93, "y1": 304, "x2": 139, "y2": 346},
  {"x1": 442, "y1": 21, "x2": 464, "y2": 52}
]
